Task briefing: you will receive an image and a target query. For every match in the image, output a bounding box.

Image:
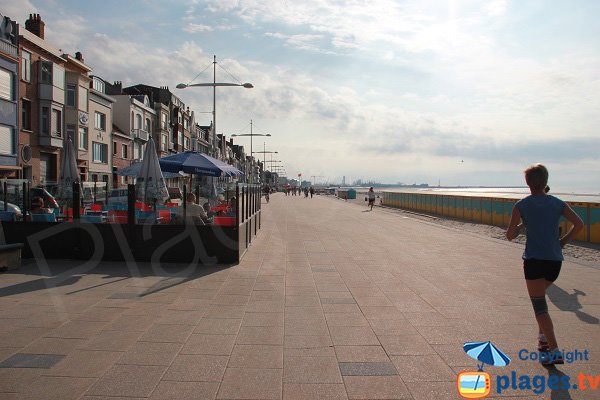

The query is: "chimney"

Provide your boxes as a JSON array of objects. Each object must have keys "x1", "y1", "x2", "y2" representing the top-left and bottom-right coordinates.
[
  {"x1": 25, "y1": 13, "x2": 45, "y2": 39},
  {"x1": 75, "y1": 51, "x2": 84, "y2": 62}
]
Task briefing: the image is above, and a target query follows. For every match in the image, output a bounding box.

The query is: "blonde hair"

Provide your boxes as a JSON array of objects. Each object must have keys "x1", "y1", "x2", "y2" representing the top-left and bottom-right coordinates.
[{"x1": 524, "y1": 164, "x2": 549, "y2": 191}]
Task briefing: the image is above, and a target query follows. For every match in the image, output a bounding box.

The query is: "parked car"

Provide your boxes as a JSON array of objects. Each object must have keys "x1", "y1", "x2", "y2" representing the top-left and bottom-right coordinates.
[{"x1": 0, "y1": 201, "x2": 23, "y2": 220}]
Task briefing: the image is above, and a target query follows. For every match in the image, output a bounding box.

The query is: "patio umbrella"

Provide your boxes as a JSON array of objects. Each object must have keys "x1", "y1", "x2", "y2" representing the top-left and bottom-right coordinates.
[
  {"x1": 56, "y1": 138, "x2": 81, "y2": 206},
  {"x1": 464, "y1": 341, "x2": 511, "y2": 371},
  {"x1": 135, "y1": 138, "x2": 169, "y2": 204},
  {"x1": 117, "y1": 161, "x2": 183, "y2": 179},
  {"x1": 159, "y1": 151, "x2": 242, "y2": 177}
]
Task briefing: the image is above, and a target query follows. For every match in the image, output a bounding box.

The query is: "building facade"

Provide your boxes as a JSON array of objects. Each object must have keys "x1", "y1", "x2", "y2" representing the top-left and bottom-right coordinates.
[
  {"x1": 18, "y1": 14, "x2": 65, "y2": 186},
  {"x1": 0, "y1": 15, "x2": 19, "y2": 176},
  {"x1": 87, "y1": 76, "x2": 115, "y2": 184}
]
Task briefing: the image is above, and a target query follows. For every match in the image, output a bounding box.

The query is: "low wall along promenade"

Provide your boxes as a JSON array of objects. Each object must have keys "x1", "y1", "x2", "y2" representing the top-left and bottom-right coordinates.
[{"x1": 382, "y1": 191, "x2": 600, "y2": 244}]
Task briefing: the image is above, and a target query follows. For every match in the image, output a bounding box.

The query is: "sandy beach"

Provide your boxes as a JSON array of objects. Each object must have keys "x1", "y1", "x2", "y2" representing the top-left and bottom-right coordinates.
[{"x1": 341, "y1": 194, "x2": 600, "y2": 265}]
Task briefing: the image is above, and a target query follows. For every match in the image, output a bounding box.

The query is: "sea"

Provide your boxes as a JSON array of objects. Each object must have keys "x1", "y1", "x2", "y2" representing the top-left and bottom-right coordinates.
[{"x1": 352, "y1": 186, "x2": 600, "y2": 204}]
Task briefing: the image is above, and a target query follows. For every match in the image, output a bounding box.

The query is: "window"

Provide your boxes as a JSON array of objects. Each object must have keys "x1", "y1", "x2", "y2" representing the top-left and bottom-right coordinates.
[
  {"x1": 0, "y1": 125, "x2": 14, "y2": 155},
  {"x1": 135, "y1": 114, "x2": 142, "y2": 130},
  {"x1": 94, "y1": 111, "x2": 106, "y2": 130},
  {"x1": 41, "y1": 107, "x2": 50, "y2": 135},
  {"x1": 183, "y1": 118, "x2": 189, "y2": 130},
  {"x1": 66, "y1": 85, "x2": 76, "y2": 107},
  {"x1": 78, "y1": 86, "x2": 88, "y2": 111},
  {"x1": 0, "y1": 68, "x2": 13, "y2": 100},
  {"x1": 145, "y1": 118, "x2": 150, "y2": 132},
  {"x1": 161, "y1": 135, "x2": 167, "y2": 151},
  {"x1": 40, "y1": 61, "x2": 52, "y2": 84},
  {"x1": 178, "y1": 131, "x2": 183, "y2": 146},
  {"x1": 92, "y1": 77, "x2": 105, "y2": 93},
  {"x1": 113, "y1": 142, "x2": 117, "y2": 155},
  {"x1": 131, "y1": 112, "x2": 134, "y2": 129},
  {"x1": 92, "y1": 142, "x2": 108, "y2": 163},
  {"x1": 184, "y1": 137, "x2": 190, "y2": 150},
  {"x1": 162, "y1": 113, "x2": 168, "y2": 129},
  {"x1": 79, "y1": 127, "x2": 88, "y2": 150},
  {"x1": 53, "y1": 66, "x2": 65, "y2": 89},
  {"x1": 121, "y1": 144, "x2": 128, "y2": 158},
  {"x1": 52, "y1": 109, "x2": 62, "y2": 136},
  {"x1": 21, "y1": 99, "x2": 31, "y2": 131},
  {"x1": 22, "y1": 51, "x2": 31, "y2": 82}
]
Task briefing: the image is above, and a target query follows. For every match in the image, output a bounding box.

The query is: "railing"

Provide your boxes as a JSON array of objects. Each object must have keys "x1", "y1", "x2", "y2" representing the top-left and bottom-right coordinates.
[{"x1": 0, "y1": 40, "x2": 18, "y2": 58}]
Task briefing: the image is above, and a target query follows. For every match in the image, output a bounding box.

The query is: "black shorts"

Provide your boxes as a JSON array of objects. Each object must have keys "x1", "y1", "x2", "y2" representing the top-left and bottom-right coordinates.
[
  {"x1": 368, "y1": 198, "x2": 375, "y2": 204},
  {"x1": 523, "y1": 259, "x2": 562, "y2": 282}
]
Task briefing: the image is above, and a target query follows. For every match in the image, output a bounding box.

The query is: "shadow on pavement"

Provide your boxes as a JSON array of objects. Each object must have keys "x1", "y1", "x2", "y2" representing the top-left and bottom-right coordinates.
[{"x1": 547, "y1": 285, "x2": 599, "y2": 325}]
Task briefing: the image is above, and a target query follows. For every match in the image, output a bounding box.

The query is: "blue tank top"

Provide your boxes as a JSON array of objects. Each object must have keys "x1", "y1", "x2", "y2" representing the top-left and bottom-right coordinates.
[{"x1": 515, "y1": 194, "x2": 565, "y2": 261}]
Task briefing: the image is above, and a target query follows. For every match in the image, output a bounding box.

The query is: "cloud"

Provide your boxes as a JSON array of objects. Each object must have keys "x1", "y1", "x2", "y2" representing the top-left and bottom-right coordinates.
[{"x1": 184, "y1": 23, "x2": 214, "y2": 33}]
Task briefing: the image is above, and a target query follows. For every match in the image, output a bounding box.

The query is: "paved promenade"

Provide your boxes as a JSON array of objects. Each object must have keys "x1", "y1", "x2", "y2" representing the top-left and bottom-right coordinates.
[{"x1": 1, "y1": 193, "x2": 598, "y2": 399}]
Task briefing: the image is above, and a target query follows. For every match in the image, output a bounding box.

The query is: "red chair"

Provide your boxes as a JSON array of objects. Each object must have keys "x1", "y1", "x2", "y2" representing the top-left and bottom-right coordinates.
[
  {"x1": 108, "y1": 210, "x2": 128, "y2": 224},
  {"x1": 157, "y1": 209, "x2": 171, "y2": 224},
  {"x1": 213, "y1": 216, "x2": 236, "y2": 226}
]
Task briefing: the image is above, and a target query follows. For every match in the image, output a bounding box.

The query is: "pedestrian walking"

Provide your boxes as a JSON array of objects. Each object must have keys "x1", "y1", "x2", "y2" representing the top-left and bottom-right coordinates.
[
  {"x1": 367, "y1": 187, "x2": 376, "y2": 211},
  {"x1": 309, "y1": 187, "x2": 314, "y2": 198},
  {"x1": 506, "y1": 164, "x2": 583, "y2": 365}
]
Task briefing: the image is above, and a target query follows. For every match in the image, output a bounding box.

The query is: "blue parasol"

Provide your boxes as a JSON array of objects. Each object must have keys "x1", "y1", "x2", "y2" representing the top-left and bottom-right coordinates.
[
  {"x1": 463, "y1": 341, "x2": 511, "y2": 393},
  {"x1": 116, "y1": 161, "x2": 183, "y2": 179},
  {"x1": 159, "y1": 151, "x2": 242, "y2": 177},
  {"x1": 463, "y1": 341, "x2": 511, "y2": 371}
]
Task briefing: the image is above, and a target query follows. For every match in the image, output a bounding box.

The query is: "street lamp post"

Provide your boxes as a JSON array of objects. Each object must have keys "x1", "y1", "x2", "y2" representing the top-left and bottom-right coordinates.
[
  {"x1": 230, "y1": 120, "x2": 270, "y2": 183},
  {"x1": 176, "y1": 55, "x2": 253, "y2": 158},
  {"x1": 253, "y1": 147, "x2": 278, "y2": 185}
]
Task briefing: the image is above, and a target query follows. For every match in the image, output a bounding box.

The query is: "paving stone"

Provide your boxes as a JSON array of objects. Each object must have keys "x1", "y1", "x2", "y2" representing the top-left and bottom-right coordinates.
[
  {"x1": 284, "y1": 356, "x2": 342, "y2": 383},
  {"x1": 217, "y1": 368, "x2": 282, "y2": 399},
  {"x1": 338, "y1": 362, "x2": 398, "y2": 376},
  {"x1": 180, "y1": 334, "x2": 236, "y2": 355},
  {"x1": 335, "y1": 345, "x2": 390, "y2": 363},
  {"x1": 149, "y1": 381, "x2": 220, "y2": 400},
  {"x1": 283, "y1": 383, "x2": 348, "y2": 400},
  {"x1": 343, "y1": 376, "x2": 412, "y2": 399},
  {"x1": 85, "y1": 364, "x2": 167, "y2": 397},
  {"x1": 0, "y1": 353, "x2": 65, "y2": 368},
  {"x1": 45, "y1": 350, "x2": 123, "y2": 377},
  {"x1": 118, "y1": 342, "x2": 182, "y2": 366},
  {"x1": 163, "y1": 354, "x2": 228, "y2": 382},
  {"x1": 229, "y1": 344, "x2": 283, "y2": 369}
]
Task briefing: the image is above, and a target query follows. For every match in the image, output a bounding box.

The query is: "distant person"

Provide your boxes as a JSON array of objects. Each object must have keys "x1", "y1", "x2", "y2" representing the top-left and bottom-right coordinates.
[
  {"x1": 367, "y1": 187, "x2": 376, "y2": 210},
  {"x1": 303, "y1": 187, "x2": 309, "y2": 198},
  {"x1": 309, "y1": 187, "x2": 314, "y2": 198},
  {"x1": 506, "y1": 164, "x2": 583, "y2": 365},
  {"x1": 30, "y1": 196, "x2": 52, "y2": 214},
  {"x1": 178, "y1": 193, "x2": 211, "y2": 224},
  {"x1": 263, "y1": 184, "x2": 271, "y2": 203}
]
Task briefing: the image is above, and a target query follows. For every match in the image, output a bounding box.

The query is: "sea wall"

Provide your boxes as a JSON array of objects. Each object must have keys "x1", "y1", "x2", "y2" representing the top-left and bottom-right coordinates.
[{"x1": 382, "y1": 192, "x2": 600, "y2": 244}]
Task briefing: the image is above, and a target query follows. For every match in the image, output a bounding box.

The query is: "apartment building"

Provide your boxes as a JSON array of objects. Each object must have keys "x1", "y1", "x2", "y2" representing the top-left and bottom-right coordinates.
[
  {"x1": 0, "y1": 15, "x2": 19, "y2": 176},
  {"x1": 18, "y1": 14, "x2": 66, "y2": 186},
  {"x1": 63, "y1": 52, "x2": 92, "y2": 182},
  {"x1": 88, "y1": 76, "x2": 115, "y2": 184},
  {"x1": 111, "y1": 123, "x2": 130, "y2": 188},
  {"x1": 111, "y1": 92, "x2": 154, "y2": 163}
]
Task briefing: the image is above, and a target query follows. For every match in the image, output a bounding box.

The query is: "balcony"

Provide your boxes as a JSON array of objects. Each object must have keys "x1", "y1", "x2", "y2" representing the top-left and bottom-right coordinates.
[
  {"x1": 0, "y1": 41, "x2": 18, "y2": 58},
  {"x1": 38, "y1": 83, "x2": 64, "y2": 104},
  {"x1": 131, "y1": 129, "x2": 149, "y2": 142},
  {"x1": 39, "y1": 134, "x2": 63, "y2": 149}
]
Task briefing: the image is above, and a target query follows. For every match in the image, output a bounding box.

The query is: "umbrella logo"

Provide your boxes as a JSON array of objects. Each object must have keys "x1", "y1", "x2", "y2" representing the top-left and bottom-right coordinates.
[{"x1": 457, "y1": 341, "x2": 511, "y2": 399}]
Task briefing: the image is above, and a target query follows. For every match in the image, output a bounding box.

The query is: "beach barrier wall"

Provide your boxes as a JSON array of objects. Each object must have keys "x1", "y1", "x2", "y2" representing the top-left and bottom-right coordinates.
[{"x1": 382, "y1": 192, "x2": 600, "y2": 244}]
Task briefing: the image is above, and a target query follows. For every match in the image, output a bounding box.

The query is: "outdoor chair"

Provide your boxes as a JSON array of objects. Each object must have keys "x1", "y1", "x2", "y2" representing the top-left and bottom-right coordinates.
[
  {"x1": 107, "y1": 210, "x2": 128, "y2": 224},
  {"x1": 80, "y1": 214, "x2": 103, "y2": 223},
  {"x1": 30, "y1": 213, "x2": 56, "y2": 222}
]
